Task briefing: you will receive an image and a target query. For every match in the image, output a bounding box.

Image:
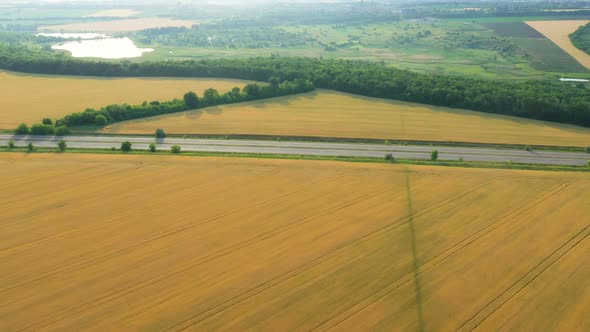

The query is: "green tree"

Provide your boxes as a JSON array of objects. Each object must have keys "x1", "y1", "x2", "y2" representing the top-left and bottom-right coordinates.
[
  {"x1": 55, "y1": 126, "x2": 70, "y2": 136},
  {"x1": 525, "y1": 145, "x2": 532, "y2": 151},
  {"x1": 149, "y1": 143, "x2": 157, "y2": 152},
  {"x1": 586, "y1": 146, "x2": 590, "y2": 153},
  {"x1": 121, "y1": 141, "x2": 132, "y2": 152},
  {"x1": 269, "y1": 76, "x2": 280, "y2": 89},
  {"x1": 8, "y1": 140, "x2": 15, "y2": 150},
  {"x1": 95, "y1": 114, "x2": 107, "y2": 126},
  {"x1": 58, "y1": 140, "x2": 67, "y2": 152},
  {"x1": 27, "y1": 142, "x2": 35, "y2": 152},
  {"x1": 431, "y1": 150, "x2": 439, "y2": 161},
  {"x1": 203, "y1": 88, "x2": 220, "y2": 105},
  {"x1": 30, "y1": 124, "x2": 55, "y2": 135},
  {"x1": 14, "y1": 123, "x2": 29, "y2": 135},
  {"x1": 171, "y1": 145, "x2": 181, "y2": 154},
  {"x1": 42, "y1": 118, "x2": 52, "y2": 125},
  {"x1": 183, "y1": 91, "x2": 199, "y2": 109},
  {"x1": 385, "y1": 153, "x2": 395, "y2": 162},
  {"x1": 243, "y1": 83, "x2": 261, "y2": 98},
  {"x1": 155, "y1": 128, "x2": 166, "y2": 138}
]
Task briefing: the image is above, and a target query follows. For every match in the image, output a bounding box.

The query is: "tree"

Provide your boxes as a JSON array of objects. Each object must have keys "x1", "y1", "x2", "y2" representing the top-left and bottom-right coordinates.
[
  {"x1": 149, "y1": 143, "x2": 156, "y2": 152},
  {"x1": 586, "y1": 146, "x2": 590, "y2": 153},
  {"x1": 171, "y1": 145, "x2": 181, "y2": 154},
  {"x1": 269, "y1": 76, "x2": 280, "y2": 89},
  {"x1": 14, "y1": 123, "x2": 29, "y2": 135},
  {"x1": 121, "y1": 141, "x2": 132, "y2": 152},
  {"x1": 155, "y1": 128, "x2": 166, "y2": 138},
  {"x1": 431, "y1": 150, "x2": 439, "y2": 161},
  {"x1": 183, "y1": 91, "x2": 199, "y2": 109},
  {"x1": 243, "y1": 83, "x2": 261, "y2": 98},
  {"x1": 58, "y1": 140, "x2": 67, "y2": 152},
  {"x1": 55, "y1": 126, "x2": 70, "y2": 136},
  {"x1": 42, "y1": 118, "x2": 52, "y2": 125},
  {"x1": 27, "y1": 142, "x2": 35, "y2": 152},
  {"x1": 8, "y1": 140, "x2": 15, "y2": 150},
  {"x1": 30, "y1": 124, "x2": 55, "y2": 135},
  {"x1": 525, "y1": 145, "x2": 532, "y2": 152},
  {"x1": 95, "y1": 114, "x2": 107, "y2": 126},
  {"x1": 385, "y1": 153, "x2": 395, "y2": 162},
  {"x1": 203, "y1": 88, "x2": 220, "y2": 105}
]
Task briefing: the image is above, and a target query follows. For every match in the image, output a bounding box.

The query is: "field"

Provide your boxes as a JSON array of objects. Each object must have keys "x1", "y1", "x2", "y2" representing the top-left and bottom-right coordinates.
[
  {"x1": 0, "y1": 71, "x2": 252, "y2": 129},
  {"x1": 0, "y1": 153, "x2": 588, "y2": 331},
  {"x1": 526, "y1": 20, "x2": 590, "y2": 69},
  {"x1": 38, "y1": 18, "x2": 197, "y2": 32},
  {"x1": 483, "y1": 22, "x2": 544, "y2": 38},
  {"x1": 104, "y1": 90, "x2": 590, "y2": 147}
]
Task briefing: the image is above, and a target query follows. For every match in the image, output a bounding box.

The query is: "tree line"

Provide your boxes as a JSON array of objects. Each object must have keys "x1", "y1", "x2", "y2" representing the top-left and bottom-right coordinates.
[
  {"x1": 1, "y1": 44, "x2": 590, "y2": 127},
  {"x1": 570, "y1": 22, "x2": 590, "y2": 55},
  {"x1": 16, "y1": 78, "x2": 314, "y2": 132}
]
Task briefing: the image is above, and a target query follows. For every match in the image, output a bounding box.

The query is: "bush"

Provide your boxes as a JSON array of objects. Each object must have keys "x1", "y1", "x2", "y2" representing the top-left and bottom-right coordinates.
[
  {"x1": 525, "y1": 145, "x2": 533, "y2": 151},
  {"x1": 171, "y1": 145, "x2": 181, "y2": 154},
  {"x1": 8, "y1": 140, "x2": 15, "y2": 150},
  {"x1": 95, "y1": 114, "x2": 107, "y2": 126},
  {"x1": 55, "y1": 126, "x2": 70, "y2": 136},
  {"x1": 42, "y1": 118, "x2": 52, "y2": 125},
  {"x1": 27, "y1": 142, "x2": 35, "y2": 152},
  {"x1": 14, "y1": 123, "x2": 29, "y2": 135},
  {"x1": 121, "y1": 141, "x2": 132, "y2": 152},
  {"x1": 586, "y1": 146, "x2": 590, "y2": 153},
  {"x1": 149, "y1": 143, "x2": 156, "y2": 152},
  {"x1": 385, "y1": 153, "x2": 394, "y2": 162},
  {"x1": 58, "y1": 140, "x2": 67, "y2": 152},
  {"x1": 30, "y1": 124, "x2": 55, "y2": 135},
  {"x1": 155, "y1": 128, "x2": 166, "y2": 138},
  {"x1": 183, "y1": 91, "x2": 199, "y2": 109},
  {"x1": 431, "y1": 150, "x2": 439, "y2": 161}
]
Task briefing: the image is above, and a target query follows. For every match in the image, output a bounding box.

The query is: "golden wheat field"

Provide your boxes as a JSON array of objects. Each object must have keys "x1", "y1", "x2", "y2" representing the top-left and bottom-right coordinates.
[
  {"x1": 38, "y1": 18, "x2": 196, "y2": 32},
  {"x1": 0, "y1": 71, "x2": 251, "y2": 129},
  {"x1": 105, "y1": 90, "x2": 590, "y2": 147},
  {"x1": 526, "y1": 20, "x2": 590, "y2": 69},
  {"x1": 0, "y1": 153, "x2": 588, "y2": 331}
]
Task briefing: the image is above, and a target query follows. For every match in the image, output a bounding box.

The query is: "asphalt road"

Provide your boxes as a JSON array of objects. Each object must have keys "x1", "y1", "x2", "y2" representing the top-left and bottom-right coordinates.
[{"x1": 1, "y1": 134, "x2": 589, "y2": 166}]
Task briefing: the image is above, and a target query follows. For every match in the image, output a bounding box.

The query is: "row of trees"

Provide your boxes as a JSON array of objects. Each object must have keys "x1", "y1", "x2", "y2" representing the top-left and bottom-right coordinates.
[
  {"x1": 55, "y1": 79, "x2": 313, "y2": 128},
  {"x1": 1, "y1": 44, "x2": 590, "y2": 127},
  {"x1": 570, "y1": 23, "x2": 590, "y2": 54}
]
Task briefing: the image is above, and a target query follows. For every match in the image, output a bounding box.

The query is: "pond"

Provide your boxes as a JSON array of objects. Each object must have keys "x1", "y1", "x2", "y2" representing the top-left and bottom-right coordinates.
[{"x1": 51, "y1": 37, "x2": 154, "y2": 59}]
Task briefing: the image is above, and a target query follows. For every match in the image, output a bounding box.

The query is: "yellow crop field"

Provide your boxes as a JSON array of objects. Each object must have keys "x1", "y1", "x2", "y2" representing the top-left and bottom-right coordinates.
[
  {"x1": 38, "y1": 18, "x2": 196, "y2": 32},
  {"x1": 105, "y1": 90, "x2": 590, "y2": 147},
  {"x1": 0, "y1": 153, "x2": 588, "y2": 331},
  {"x1": 0, "y1": 71, "x2": 251, "y2": 129},
  {"x1": 526, "y1": 20, "x2": 590, "y2": 69},
  {"x1": 84, "y1": 9, "x2": 141, "y2": 18}
]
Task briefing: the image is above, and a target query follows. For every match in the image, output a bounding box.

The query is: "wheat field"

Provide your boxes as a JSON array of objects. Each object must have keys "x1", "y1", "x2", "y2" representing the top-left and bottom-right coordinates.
[
  {"x1": 0, "y1": 153, "x2": 588, "y2": 331},
  {"x1": 38, "y1": 18, "x2": 196, "y2": 32},
  {"x1": 0, "y1": 71, "x2": 250, "y2": 129},
  {"x1": 105, "y1": 90, "x2": 590, "y2": 147},
  {"x1": 526, "y1": 20, "x2": 590, "y2": 69}
]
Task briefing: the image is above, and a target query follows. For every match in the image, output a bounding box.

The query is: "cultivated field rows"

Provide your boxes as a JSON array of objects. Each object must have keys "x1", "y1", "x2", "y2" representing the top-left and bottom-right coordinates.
[
  {"x1": 0, "y1": 154, "x2": 588, "y2": 331},
  {"x1": 526, "y1": 20, "x2": 590, "y2": 69}
]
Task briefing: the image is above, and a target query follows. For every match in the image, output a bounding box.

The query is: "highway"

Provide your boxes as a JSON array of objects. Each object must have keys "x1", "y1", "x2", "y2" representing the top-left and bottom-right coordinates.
[{"x1": 1, "y1": 134, "x2": 589, "y2": 166}]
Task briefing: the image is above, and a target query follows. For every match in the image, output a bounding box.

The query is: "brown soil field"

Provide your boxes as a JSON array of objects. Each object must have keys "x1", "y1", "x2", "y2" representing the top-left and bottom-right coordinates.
[
  {"x1": 526, "y1": 20, "x2": 590, "y2": 69},
  {"x1": 0, "y1": 153, "x2": 588, "y2": 331},
  {"x1": 38, "y1": 18, "x2": 196, "y2": 32},
  {"x1": 105, "y1": 90, "x2": 590, "y2": 147},
  {"x1": 0, "y1": 71, "x2": 251, "y2": 129}
]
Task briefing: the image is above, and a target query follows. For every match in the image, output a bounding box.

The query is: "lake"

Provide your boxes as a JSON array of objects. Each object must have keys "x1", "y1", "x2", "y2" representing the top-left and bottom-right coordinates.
[{"x1": 51, "y1": 37, "x2": 154, "y2": 59}]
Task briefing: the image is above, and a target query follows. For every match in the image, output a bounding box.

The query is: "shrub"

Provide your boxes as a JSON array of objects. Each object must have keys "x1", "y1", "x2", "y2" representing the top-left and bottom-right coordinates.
[
  {"x1": 95, "y1": 114, "x2": 107, "y2": 126},
  {"x1": 431, "y1": 150, "x2": 439, "y2": 161},
  {"x1": 384, "y1": 153, "x2": 395, "y2": 162},
  {"x1": 525, "y1": 145, "x2": 532, "y2": 151},
  {"x1": 27, "y1": 142, "x2": 35, "y2": 152},
  {"x1": 171, "y1": 145, "x2": 181, "y2": 154},
  {"x1": 14, "y1": 123, "x2": 29, "y2": 135},
  {"x1": 121, "y1": 141, "x2": 132, "y2": 152},
  {"x1": 149, "y1": 143, "x2": 156, "y2": 152},
  {"x1": 42, "y1": 118, "x2": 52, "y2": 125},
  {"x1": 8, "y1": 140, "x2": 15, "y2": 150},
  {"x1": 30, "y1": 124, "x2": 55, "y2": 135},
  {"x1": 155, "y1": 128, "x2": 166, "y2": 138},
  {"x1": 183, "y1": 91, "x2": 199, "y2": 109},
  {"x1": 586, "y1": 146, "x2": 590, "y2": 153},
  {"x1": 58, "y1": 140, "x2": 67, "y2": 152},
  {"x1": 55, "y1": 126, "x2": 70, "y2": 136}
]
